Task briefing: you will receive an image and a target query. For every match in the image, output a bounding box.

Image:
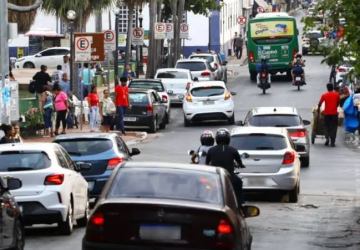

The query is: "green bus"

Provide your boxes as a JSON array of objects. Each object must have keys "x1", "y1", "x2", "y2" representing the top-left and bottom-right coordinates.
[{"x1": 246, "y1": 12, "x2": 299, "y2": 81}]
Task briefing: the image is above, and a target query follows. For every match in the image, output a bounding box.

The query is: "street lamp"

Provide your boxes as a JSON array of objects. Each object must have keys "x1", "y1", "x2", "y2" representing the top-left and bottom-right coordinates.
[
  {"x1": 66, "y1": 10, "x2": 76, "y2": 93},
  {"x1": 114, "y1": 8, "x2": 120, "y2": 85},
  {"x1": 138, "y1": 9, "x2": 144, "y2": 75}
]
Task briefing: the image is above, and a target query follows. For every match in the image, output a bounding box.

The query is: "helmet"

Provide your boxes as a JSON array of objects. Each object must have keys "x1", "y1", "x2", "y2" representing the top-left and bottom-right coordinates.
[
  {"x1": 215, "y1": 128, "x2": 231, "y2": 145},
  {"x1": 295, "y1": 53, "x2": 302, "y2": 58},
  {"x1": 200, "y1": 130, "x2": 215, "y2": 146}
]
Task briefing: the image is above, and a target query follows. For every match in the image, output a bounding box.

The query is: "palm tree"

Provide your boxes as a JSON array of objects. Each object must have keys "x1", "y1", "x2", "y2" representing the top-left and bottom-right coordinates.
[{"x1": 8, "y1": 0, "x2": 38, "y2": 33}]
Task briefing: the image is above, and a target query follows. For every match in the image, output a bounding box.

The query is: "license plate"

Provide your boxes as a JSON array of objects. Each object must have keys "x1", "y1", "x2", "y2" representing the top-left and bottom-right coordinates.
[
  {"x1": 203, "y1": 100, "x2": 215, "y2": 105},
  {"x1": 139, "y1": 224, "x2": 181, "y2": 241},
  {"x1": 124, "y1": 117, "x2": 137, "y2": 122},
  {"x1": 88, "y1": 181, "x2": 95, "y2": 191},
  {"x1": 295, "y1": 77, "x2": 301, "y2": 81}
]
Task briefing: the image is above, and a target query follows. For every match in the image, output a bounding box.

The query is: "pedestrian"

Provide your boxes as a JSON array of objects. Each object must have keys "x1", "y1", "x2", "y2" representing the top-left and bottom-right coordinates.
[
  {"x1": 11, "y1": 122, "x2": 23, "y2": 143},
  {"x1": 9, "y1": 66, "x2": 15, "y2": 81},
  {"x1": 87, "y1": 85, "x2": 100, "y2": 132},
  {"x1": 53, "y1": 83, "x2": 68, "y2": 135},
  {"x1": 115, "y1": 76, "x2": 129, "y2": 135},
  {"x1": 0, "y1": 124, "x2": 15, "y2": 144},
  {"x1": 32, "y1": 65, "x2": 51, "y2": 94},
  {"x1": 233, "y1": 32, "x2": 244, "y2": 59},
  {"x1": 59, "y1": 72, "x2": 71, "y2": 95},
  {"x1": 122, "y1": 64, "x2": 136, "y2": 81},
  {"x1": 318, "y1": 83, "x2": 340, "y2": 147},
  {"x1": 51, "y1": 65, "x2": 63, "y2": 83},
  {"x1": 62, "y1": 55, "x2": 70, "y2": 77},
  {"x1": 80, "y1": 63, "x2": 95, "y2": 99},
  {"x1": 100, "y1": 89, "x2": 116, "y2": 132},
  {"x1": 41, "y1": 86, "x2": 54, "y2": 137}
]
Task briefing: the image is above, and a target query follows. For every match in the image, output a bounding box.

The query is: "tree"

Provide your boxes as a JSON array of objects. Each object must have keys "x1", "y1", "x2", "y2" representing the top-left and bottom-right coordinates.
[
  {"x1": 303, "y1": 0, "x2": 360, "y2": 76},
  {"x1": 8, "y1": 0, "x2": 38, "y2": 33}
]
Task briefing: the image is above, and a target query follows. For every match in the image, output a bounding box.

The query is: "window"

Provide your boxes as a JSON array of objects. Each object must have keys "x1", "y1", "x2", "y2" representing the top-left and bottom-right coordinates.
[
  {"x1": 41, "y1": 49, "x2": 56, "y2": 56},
  {"x1": 249, "y1": 115, "x2": 301, "y2": 127},
  {"x1": 55, "y1": 139, "x2": 113, "y2": 156},
  {"x1": 0, "y1": 151, "x2": 51, "y2": 171},
  {"x1": 225, "y1": 175, "x2": 238, "y2": 210},
  {"x1": 60, "y1": 148, "x2": 76, "y2": 171},
  {"x1": 129, "y1": 92, "x2": 149, "y2": 105},
  {"x1": 116, "y1": 137, "x2": 130, "y2": 154},
  {"x1": 190, "y1": 86, "x2": 225, "y2": 97},
  {"x1": 55, "y1": 150, "x2": 69, "y2": 169},
  {"x1": 150, "y1": 93, "x2": 157, "y2": 103},
  {"x1": 156, "y1": 71, "x2": 189, "y2": 79},
  {"x1": 55, "y1": 49, "x2": 69, "y2": 56},
  {"x1": 230, "y1": 134, "x2": 288, "y2": 150},
  {"x1": 176, "y1": 62, "x2": 206, "y2": 71},
  {"x1": 190, "y1": 55, "x2": 214, "y2": 63},
  {"x1": 129, "y1": 81, "x2": 164, "y2": 92}
]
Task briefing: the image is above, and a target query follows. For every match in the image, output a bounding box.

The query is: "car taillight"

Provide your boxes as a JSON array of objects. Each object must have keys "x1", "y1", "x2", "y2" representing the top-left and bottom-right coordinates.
[
  {"x1": 249, "y1": 51, "x2": 255, "y2": 63},
  {"x1": 185, "y1": 94, "x2": 192, "y2": 102},
  {"x1": 217, "y1": 219, "x2": 233, "y2": 234},
  {"x1": 336, "y1": 67, "x2": 346, "y2": 72},
  {"x1": 162, "y1": 95, "x2": 168, "y2": 103},
  {"x1": 90, "y1": 212, "x2": 105, "y2": 227},
  {"x1": 224, "y1": 91, "x2": 231, "y2": 100},
  {"x1": 146, "y1": 104, "x2": 153, "y2": 114},
  {"x1": 216, "y1": 219, "x2": 234, "y2": 249},
  {"x1": 107, "y1": 157, "x2": 123, "y2": 170},
  {"x1": 44, "y1": 174, "x2": 64, "y2": 185},
  {"x1": 289, "y1": 129, "x2": 307, "y2": 137},
  {"x1": 282, "y1": 151, "x2": 296, "y2": 165},
  {"x1": 201, "y1": 71, "x2": 211, "y2": 76}
]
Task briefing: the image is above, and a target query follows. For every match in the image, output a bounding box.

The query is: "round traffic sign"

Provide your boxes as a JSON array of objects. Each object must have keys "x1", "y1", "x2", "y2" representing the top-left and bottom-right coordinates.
[
  {"x1": 237, "y1": 16, "x2": 246, "y2": 25},
  {"x1": 257, "y1": 6, "x2": 265, "y2": 13},
  {"x1": 180, "y1": 23, "x2": 189, "y2": 32},
  {"x1": 104, "y1": 30, "x2": 115, "y2": 42},
  {"x1": 133, "y1": 27, "x2": 144, "y2": 38},
  {"x1": 155, "y1": 23, "x2": 165, "y2": 33},
  {"x1": 76, "y1": 37, "x2": 90, "y2": 51}
]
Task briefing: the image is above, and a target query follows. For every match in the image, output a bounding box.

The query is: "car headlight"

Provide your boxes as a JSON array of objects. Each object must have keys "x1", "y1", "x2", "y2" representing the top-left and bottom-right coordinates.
[{"x1": 16, "y1": 58, "x2": 25, "y2": 62}]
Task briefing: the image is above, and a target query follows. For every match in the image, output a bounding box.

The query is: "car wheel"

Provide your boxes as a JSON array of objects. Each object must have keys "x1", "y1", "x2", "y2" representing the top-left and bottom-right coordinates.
[
  {"x1": 23, "y1": 62, "x2": 35, "y2": 69},
  {"x1": 159, "y1": 115, "x2": 167, "y2": 129},
  {"x1": 301, "y1": 156, "x2": 310, "y2": 167},
  {"x1": 302, "y1": 48, "x2": 308, "y2": 55},
  {"x1": 250, "y1": 71, "x2": 257, "y2": 82},
  {"x1": 184, "y1": 116, "x2": 191, "y2": 127},
  {"x1": 228, "y1": 113, "x2": 235, "y2": 125},
  {"x1": 286, "y1": 70, "x2": 292, "y2": 81},
  {"x1": 10, "y1": 220, "x2": 24, "y2": 250},
  {"x1": 224, "y1": 71, "x2": 228, "y2": 83},
  {"x1": 77, "y1": 199, "x2": 89, "y2": 227},
  {"x1": 311, "y1": 133, "x2": 315, "y2": 144},
  {"x1": 288, "y1": 183, "x2": 300, "y2": 203},
  {"x1": 165, "y1": 111, "x2": 170, "y2": 124},
  {"x1": 149, "y1": 117, "x2": 157, "y2": 133},
  {"x1": 59, "y1": 204, "x2": 74, "y2": 235}
]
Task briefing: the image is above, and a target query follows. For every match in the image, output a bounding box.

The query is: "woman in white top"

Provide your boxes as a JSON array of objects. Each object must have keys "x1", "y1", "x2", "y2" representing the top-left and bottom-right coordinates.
[{"x1": 100, "y1": 89, "x2": 116, "y2": 132}]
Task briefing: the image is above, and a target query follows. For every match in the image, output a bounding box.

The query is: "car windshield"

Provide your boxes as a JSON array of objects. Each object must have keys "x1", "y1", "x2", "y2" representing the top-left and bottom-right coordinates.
[
  {"x1": 156, "y1": 71, "x2": 189, "y2": 79},
  {"x1": 108, "y1": 168, "x2": 223, "y2": 205},
  {"x1": 129, "y1": 81, "x2": 164, "y2": 92},
  {"x1": 176, "y1": 62, "x2": 206, "y2": 71},
  {"x1": 55, "y1": 139, "x2": 113, "y2": 156},
  {"x1": 230, "y1": 134, "x2": 287, "y2": 150},
  {"x1": 249, "y1": 115, "x2": 301, "y2": 127},
  {"x1": 0, "y1": 151, "x2": 51, "y2": 171},
  {"x1": 129, "y1": 92, "x2": 149, "y2": 105},
  {"x1": 191, "y1": 86, "x2": 225, "y2": 97},
  {"x1": 190, "y1": 55, "x2": 214, "y2": 63}
]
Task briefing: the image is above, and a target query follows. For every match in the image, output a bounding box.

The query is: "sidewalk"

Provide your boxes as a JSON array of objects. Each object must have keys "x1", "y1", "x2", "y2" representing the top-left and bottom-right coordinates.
[{"x1": 226, "y1": 48, "x2": 248, "y2": 79}]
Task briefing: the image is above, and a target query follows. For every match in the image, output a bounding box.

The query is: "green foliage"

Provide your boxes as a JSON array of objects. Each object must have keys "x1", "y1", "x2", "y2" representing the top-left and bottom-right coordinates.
[{"x1": 184, "y1": 0, "x2": 220, "y2": 15}]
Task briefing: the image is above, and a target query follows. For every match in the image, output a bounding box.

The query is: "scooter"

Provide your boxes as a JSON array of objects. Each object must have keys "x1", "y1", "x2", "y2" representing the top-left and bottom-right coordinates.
[
  {"x1": 293, "y1": 61, "x2": 306, "y2": 91},
  {"x1": 258, "y1": 70, "x2": 271, "y2": 94}
]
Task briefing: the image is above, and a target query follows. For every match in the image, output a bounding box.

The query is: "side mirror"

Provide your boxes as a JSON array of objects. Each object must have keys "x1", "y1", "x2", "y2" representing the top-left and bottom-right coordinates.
[
  {"x1": 188, "y1": 150, "x2": 195, "y2": 155},
  {"x1": 130, "y1": 148, "x2": 141, "y2": 156},
  {"x1": 303, "y1": 120, "x2": 311, "y2": 126},
  {"x1": 6, "y1": 178, "x2": 22, "y2": 190},
  {"x1": 222, "y1": 61, "x2": 228, "y2": 66},
  {"x1": 193, "y1": 77, "x2": 199, "y2": 82},
  {"x1": 241, "y1": 152, "x2": 250, "y2": 159},
  {"x1": 236, "y1": 120, "x2": 244, "y2": 126},
  {"x1": 35, "y1": 53, "x2": 42, "y2": 57},
  {"x1": 76, "y1": 162, "x2": 91, "y2": 171},
  {"x1": 230, "y1": 91, "x2": 237, "y2": 96},
  {"x1": 242, "y1": 205, "x2": 260, "y2": 218}
]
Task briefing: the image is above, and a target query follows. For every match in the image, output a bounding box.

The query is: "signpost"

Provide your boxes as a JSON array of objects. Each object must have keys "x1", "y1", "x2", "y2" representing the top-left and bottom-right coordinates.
[
  {"x1": 154, "y1": 22, "x2": 166, "y2": 40},
  {"x1": 237, "y1": 16, "x2": 247, "y2": 25},
  {"x1": 74, "y1": 32, "x2": 105, "y2": 62},
  {"x1": 180, "y1": 23, "x2": 189, "y2": 39},
  {"x1": 104, "y1": 30, "x2": 115, "y2": 51},
  {"x1": 75, "y1": 36, "x2": 92, "y2": 62},
  {"x1": 132, "y1": 27, "x2": 144, "y2": 45}
]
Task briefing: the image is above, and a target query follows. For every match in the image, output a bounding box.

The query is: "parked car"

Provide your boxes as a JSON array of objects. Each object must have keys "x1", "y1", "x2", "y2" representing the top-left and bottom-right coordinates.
[
  {"x1": 183, "y1": 81, "x2": 235, "y2": 126},
  {"x1": 240, "y1": 107, "x2": 311, "y2": 167},
  {"x1": 54, "y1": 133, "x2": 140, "y2": 201},
  {"x1": 154, "y1": 68, "x2": 193, "y2": 104},
  {"x1": 125, "y1": 89, "x2": 167, "y2": 133},
  {"x1": 0, "y1": 176, "x2": 24, "y2": 250},
  {"x1": 175, "y1": 58, "x2": 217, "y2": 81},
  {"x1": 231, "y1": 127, "x2": 301, "y2": 202},
  {"x1": 128, "y1": 79, "x2": 170, "y2": 124},
  {"x1": 0, "y1": 143, "x2": 89, "y2": 235},
  {"x1": 301, "y1": 30, "x2": 329, "y2": 55},
  {"x1": 83, "y1": 162, "x2": 260, "y2": 250},
  {"x1": 331, "y1": 56, "x2": 356, "y2": 85},
  {"x1": 189, "y1": 52, "x2": 228, "y2": 82},
  {"x1": 14, "y1": 47, "x2": 70, "y2": 69}
]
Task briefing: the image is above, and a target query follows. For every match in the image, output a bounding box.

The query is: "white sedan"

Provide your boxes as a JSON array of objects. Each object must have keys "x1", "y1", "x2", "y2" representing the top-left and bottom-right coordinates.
[
  {"x1": 183, "y1": 81, "x2": 235, "y2": 126},
  {"x1": 0, "y1": 143, "x2": 89, "y2": 235}
]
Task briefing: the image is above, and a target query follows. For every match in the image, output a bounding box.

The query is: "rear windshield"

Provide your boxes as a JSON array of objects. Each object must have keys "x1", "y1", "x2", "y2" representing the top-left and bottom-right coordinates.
[
  {"x1": 156, "y1": 71, "x2": 189, "y2": 79},
  {"x1": 55, "y1": 139, "x2": 113, "y2": 156},
  {"x1": 254, "y1": 37, "x2": 292, "y2": 44},
  {"x1": 129, "y1": 81, "x2": 164, "y2": 92},
  {"x1": 176, "y1": 62, "x2": 206, "y2": 71},
  {"x1": 249, "y1": 115, "x2": 301, "y2": 127},
  {"x1": 191, "y1": 86, "x2": 225, "y2": 97},
  {"x1": 129, "y1": 92, "x2": 149, "y2": 105},
  {"x1": 0, "y1": 151, "x2": 51, "y2": 171},
  {"x1": 230, "y1": 134, "x2": 287, "y2": 150},
  {"x1": 109, "y1": 168, "x2": 223, "y2": 205},
  {"x1": 190, "y1": 55, "x2": 214, "y2": 63},
  {"x1": 305, "y1": 32, "x2": 323, "y2": 39}
]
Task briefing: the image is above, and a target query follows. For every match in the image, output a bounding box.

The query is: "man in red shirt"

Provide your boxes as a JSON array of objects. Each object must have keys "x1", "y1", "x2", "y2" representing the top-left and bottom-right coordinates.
[
  {"x1": 115, "y1": 77, "x2": 129, "y2": 135},
  {"x1": 318, "y1": 83, "x2": 340, "y2": 147}
]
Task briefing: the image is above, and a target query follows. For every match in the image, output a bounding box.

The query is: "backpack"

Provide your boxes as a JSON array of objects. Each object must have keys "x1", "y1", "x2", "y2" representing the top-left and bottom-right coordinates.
[{"x1": 28, "y1": 80, "x2": 36, "y2": 93}]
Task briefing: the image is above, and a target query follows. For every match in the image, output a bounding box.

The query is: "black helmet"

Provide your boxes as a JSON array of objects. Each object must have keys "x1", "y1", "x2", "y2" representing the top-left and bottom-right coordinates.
[
  {"x1": 200, "y1": 130, "x2": 215, "y2": 146},
  {"x1": 215, "y1": 128, "x2": 231, "y2": 145}
]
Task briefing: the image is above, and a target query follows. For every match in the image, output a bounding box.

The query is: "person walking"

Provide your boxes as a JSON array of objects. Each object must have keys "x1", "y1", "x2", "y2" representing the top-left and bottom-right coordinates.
[
  {"x1": 318, "y1": 83, "x2": 340, "y2": 147},
  {"x1": 115, "y1": 77, "x2": 129, "y2": 135},
  {"x1": 41, "y1": 86, "x2": 54, "y2": 137},
  {"x1": 59, "y1": 72, "x2": 71, "y2": 95},
  {"x1": 51, "y1": 65, "x2": 63, "y2": 83},
  {"x1": 80, "y1": 63, "x2": 95, "y2": 98},
  {"x1": 53, "y1": 83, "x2": 68, "y2": 135},
  {"x1": 62, "y1": 55, "x2": 70, "y2": 77},
  {"x1": 233, "y1": 33, "x2": 244, "y2": 59},
  {"x1": 32, "y1": 65, "x2": 52, "y2": 94},
  {"x1": 87, "y1": 85, "x2": 100, "y2": 132},
  {"x1": 122, "y1": 64, "x2": 136, "y2": 81},
  {"x1": 100, "y1": 89, "x2": 116, "y2": 132}
]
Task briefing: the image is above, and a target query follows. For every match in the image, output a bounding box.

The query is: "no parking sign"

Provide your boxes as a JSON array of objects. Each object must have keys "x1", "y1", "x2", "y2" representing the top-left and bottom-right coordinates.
[{"x1": 75, "y1": 36, "x2": 92, "y2": 62}]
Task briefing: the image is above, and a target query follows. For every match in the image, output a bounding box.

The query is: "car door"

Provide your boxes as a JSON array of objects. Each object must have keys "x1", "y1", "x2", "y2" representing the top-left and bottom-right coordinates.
[
  {"x1": 153, "y1": 92, "x2": 166, "y2": 122},
  {"x1": 0, "y1": 180, "x2": 14, "y2": 249}
]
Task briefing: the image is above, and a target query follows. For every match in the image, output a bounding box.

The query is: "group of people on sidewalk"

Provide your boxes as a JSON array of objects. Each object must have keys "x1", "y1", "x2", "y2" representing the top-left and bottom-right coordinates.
[{"x1": 0, "y1": 123, "x2": 23, "y2": 144}]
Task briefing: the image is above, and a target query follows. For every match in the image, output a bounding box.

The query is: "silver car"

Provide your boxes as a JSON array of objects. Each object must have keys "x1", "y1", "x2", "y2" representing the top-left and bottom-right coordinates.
[
  {"x1": 231, "y1": 126, "x2": 301, "y2": 202},
  {"x1": 189, "y1": 52, "x2": 227, "y2": 82},
  {"x1": 175, "y1": 58, "x2": 216, "y2": 81},
  {"x1": 241, "y1": 107, "x2": 311, "y2": 167}
]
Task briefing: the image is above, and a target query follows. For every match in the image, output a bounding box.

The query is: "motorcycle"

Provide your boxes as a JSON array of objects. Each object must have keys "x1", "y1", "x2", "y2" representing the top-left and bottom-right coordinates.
[
  {"x1": 293, "y1": 61, "x2": 306, "y2": 91},
  {"x1": 258, "y1": 70, "x2": 271, "y2": 94}
]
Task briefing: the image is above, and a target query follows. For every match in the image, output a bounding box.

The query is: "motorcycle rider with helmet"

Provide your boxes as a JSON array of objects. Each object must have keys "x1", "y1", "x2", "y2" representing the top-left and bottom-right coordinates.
[
  {"x1": 256, "y1": 55, "x2": 271, "y2": 85},
  {"x1": 292, "y1": 53, "x2": 306, "y2": 84},
  {"x1": 191, "y1": 130, "x2": 215, "y2": 164},
  {"x1": 206, "y1": 128, "x2": 245, "y2": 205}
]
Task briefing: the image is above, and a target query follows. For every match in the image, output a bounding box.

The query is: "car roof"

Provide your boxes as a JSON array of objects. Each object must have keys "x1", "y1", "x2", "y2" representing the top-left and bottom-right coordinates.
[
  {"x1": 176, "y1": 59, "x2": 208, "y2": 63},
  {"x1": 250, "y1": 107, "x2": 299, "y2": 116},
  {"x1": 122, "y1": 161, "x2": 219, "y2": 174},
  {"x1": 42, "y1": 47, "x2": 70, "y2": 50},
  {"x1": 0, "y1": 142, "x2": 59, "y2": 152},
  {"x1": 189, "y1": 53, "x2": 216, "y2": 57},
  {"x1": 156, "y1": 68, "x2": 190, "y2": 73},
  {"x1": 130, "y1": 79, "x2": 162, "y2": 83},
  {"x1": 190, "y1": 81, "x2": 226, "y2": 88},
  {"x1": 231, "y1": 126, "x2": 288, "y2": 136},
  {"x1": 54, "y1": 132, "x2": 117, "y2": 140},
  {"x1": 254, "y1": 12, "x2": 290, "y2": 19}
]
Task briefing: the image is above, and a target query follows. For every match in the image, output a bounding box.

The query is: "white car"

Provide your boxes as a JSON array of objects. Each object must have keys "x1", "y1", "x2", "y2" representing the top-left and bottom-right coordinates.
[
  {"x1": 175, "y1": 59, "x2": 216, "y2": 81},
  {"x1": 183, "y1": 81, "x2": 235, "y2": 126},
  {"x1": 334, "y1": 57, "x2": 356, "y2": 84},
  {"x1": 15, "y1": 47, "x2": 70, "y2": 69},
  {"x1": 230, "y1": 127, "x2": 301, "y2": 202},
  {"x1": 155, "y1": 68, "x2": 193, "y2": 104},
  {"x1": 0, "y1": 143, "x2": 89, "y2": 235}
]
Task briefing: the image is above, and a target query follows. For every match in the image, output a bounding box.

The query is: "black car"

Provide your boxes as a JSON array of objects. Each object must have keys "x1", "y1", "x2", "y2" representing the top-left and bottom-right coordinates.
[
  {"x1": 125, "y1": 89, "x2": 167, "y2": 133},
  {"x1": 0, "y1": 177, "x2": 24, "y2": 250},
  {"x1": 83, "y1": 162, "x2": 260, "y2": 250}
]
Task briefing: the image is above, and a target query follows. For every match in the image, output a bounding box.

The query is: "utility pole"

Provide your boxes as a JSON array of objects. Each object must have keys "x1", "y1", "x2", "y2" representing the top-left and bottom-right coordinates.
[
  {"x1": 146, "y1": 0, "x2": 157, "y2": 78},
  {"x1": 125, "y1": 2, "x2": 134, "y2": 67}
]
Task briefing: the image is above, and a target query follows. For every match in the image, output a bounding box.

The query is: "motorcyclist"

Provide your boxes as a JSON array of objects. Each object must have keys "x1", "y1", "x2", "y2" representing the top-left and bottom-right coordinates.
[
  {"x1": 292, "y1": 53, "x2": 306, "y2": 84},
  {"x1": 205, "y1": 128, "x2": 245, "y2": 205},
  {"x1": 256, "y1": 56, "x2": 271, "y2": 85},
  {"x1": 191, "y1": 130, "x2": 215, "y2": 164}
]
